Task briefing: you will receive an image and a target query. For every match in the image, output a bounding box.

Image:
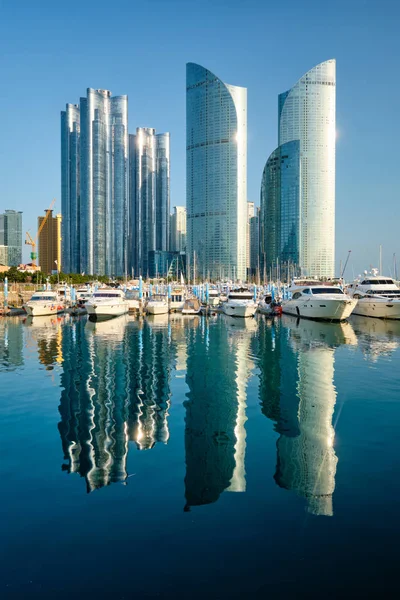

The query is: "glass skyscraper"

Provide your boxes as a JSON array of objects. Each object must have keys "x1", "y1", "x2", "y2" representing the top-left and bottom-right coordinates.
[
  {"x1": 61, "y1": 103, "x2": 80, "y2": 274},
  {"x1": 61, "y1": 89, "x2": 129, "y2": 276},
  {"x1": 186, "y1": 63, "x2": 247, "y2": 282},
  {"x1": 0, "y1": 209, "x2": 22, "y2": 266},
  {"x1": 261, "y1": 60, "x2": 336, "y2": 279},
  {"x1": 129, "y1": 128, "x2": 170, "y2": 277}
]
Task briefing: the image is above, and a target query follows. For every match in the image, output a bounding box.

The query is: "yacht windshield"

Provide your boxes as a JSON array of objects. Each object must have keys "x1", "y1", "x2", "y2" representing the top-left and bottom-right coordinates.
[
  {"x1": 366, "y1": 290, "x2": 400, "y2": 296},
  {"x1": 229, "y1": 294, "x2": 253, "y2": 299},
  {"x1": 94, "y1": 293, "x2": 121, "y2": 298},
  {"x1": 311, "y1": 288, "x2": 344, "y2": 295},
  {"x1": 31, "y1": 295, "x2": 56, "y2": 301}
]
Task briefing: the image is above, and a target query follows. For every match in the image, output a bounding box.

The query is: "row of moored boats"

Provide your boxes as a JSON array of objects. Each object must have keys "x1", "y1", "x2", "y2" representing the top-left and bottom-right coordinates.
[{"x1": 22, "y1": 272, "x2": 400, "y2": 321}]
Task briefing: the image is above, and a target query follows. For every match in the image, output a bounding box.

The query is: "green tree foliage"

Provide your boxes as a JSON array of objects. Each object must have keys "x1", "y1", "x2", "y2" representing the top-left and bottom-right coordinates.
[{"x1": 0, "y1": 269, "x2": 111, "y2": 284}]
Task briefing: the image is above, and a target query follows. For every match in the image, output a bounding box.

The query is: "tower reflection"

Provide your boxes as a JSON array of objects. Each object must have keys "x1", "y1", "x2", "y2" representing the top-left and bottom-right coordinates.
[
  {"x1": 59, "y1": 317, "x2": 129, "y2": 492},
  {"x1": 184, "y1": 316, "x2": 256, "y2": 509},
  {"x1": 259, "y1": 316, "x2": 357, "y2": 516},
  {"x1": 0, "y1": 317, "x2": 24, "y2": 371},
  {"x1": 126, "y1": 317, "x2": 174, "y2": 450},
  {"x1": 58, "y1": 315, "x2": 175, "y2": 492}
]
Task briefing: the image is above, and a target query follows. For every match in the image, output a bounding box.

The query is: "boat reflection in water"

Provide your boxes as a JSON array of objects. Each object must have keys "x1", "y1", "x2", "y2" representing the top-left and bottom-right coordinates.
[
  {"x1": 0, "y1": 317, "x2": 24, "y2": 371},
  {"x1": 24, "y1": 314, "x2": 65, "y2": 367},
  {"x1": 58, "y1": 315, "x2": 175, "y2": 492},
  {"x1": 259, "y1": 315, "x2": 357, "y2": 516},
  {"x1": 184, "y1": 315, "x2": 256, "y2": 509},
  {"x1": 350, "y1": 314, "x2": 400, "y2": 362}
]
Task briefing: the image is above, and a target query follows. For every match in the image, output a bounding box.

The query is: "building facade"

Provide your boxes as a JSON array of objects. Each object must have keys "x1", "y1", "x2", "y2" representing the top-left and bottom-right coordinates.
[
  {"x1": 61, "y1": 89, "x2": 129, "y2": 277},
  {"x1": 129, "y1": 128, "x2": 170, "y2": 277},
  {"x1": 246, "y1": 202, "x2": 255, "y2": 275},
  {"x1": 61, "y1": 104, "x2": 80, "y2": 274},
  {"x1": 186, "y1": 63, "x2": 247, "y2": 282},
  {"x1": 249, "y1": 207, "x2": 260, "y2": 278},
  {"x1": 0, "y1": 210, "x2": 22, "y2": 267},
  {"x1": 170, "y1": 206, "x2": 187, "y2": 253},
  {"x1": 261, "y1": 60, "x2": 336, "y2": 279},
  {"x1": 38, "y1": 211, "x2": 62, "y2": 274}
]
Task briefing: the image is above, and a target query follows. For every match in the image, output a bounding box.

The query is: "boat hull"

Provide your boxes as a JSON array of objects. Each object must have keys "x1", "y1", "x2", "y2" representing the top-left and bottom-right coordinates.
[
  {"x1": 24, "y1": 303, "x2": 65, "y2": 317},
  {"x1": 86, "y1": 301, "x2": 129, "y2": 319},
  {"x1": 258, "y1": 302, "x2": 273, "y2": 316},
  {"x1": 282, "y1": 298, "x2": 356, "y2": 321},
  {"x1": 147, "y1": 303, "x2": 169, "y2": 315},
  {"x1": 221, "y1": 302, "x2": 257, "y2": 318},
  {"x1": 351, "y1": 299, "x2": 400, "y2": 319}
]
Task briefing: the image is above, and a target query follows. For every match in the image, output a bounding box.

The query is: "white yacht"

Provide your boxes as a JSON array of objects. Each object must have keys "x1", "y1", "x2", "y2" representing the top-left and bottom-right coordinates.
[
  {"x1": 169, "y1": 288, "x2": 186, "y2": 312},
  {"x1": 208, "y1": 288, "x2": 221, "y2": 307},
  {"x1": 282, "y1": 281, "x2": 356, "y2": 321},
  {"x1": 125, "y1": 289, "x2": 141, "y2": 313},
  {"x1": 85, "y1": 288, "x2": 129, "y2": 319},
  {"x1": 146, "y1": 294, "x2": 169, "y2": 315},
  {"x1": 69, "y1": 287, "x2": 92, "y2": 315},
  {"x1": 221, "y1": 288, "x2": 257, "y2": 318},
  {"x1": 258, "y1": 294, "x2": 283, "y2": 317},
  {"x1": 347, "y1": 275, "x2": 400, "y2": 319},
  {"x1": 182, "y1": 297, "x2": 202, "y2": 315},
  {"x1": 24, "y1": 290, "x2": 65, "y2": 317}
]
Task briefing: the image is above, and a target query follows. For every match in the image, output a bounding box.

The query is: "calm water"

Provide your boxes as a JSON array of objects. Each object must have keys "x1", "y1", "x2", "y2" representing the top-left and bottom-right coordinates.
[{"x1": 1, "y1": 312, "x2": 400, "y2": 598}]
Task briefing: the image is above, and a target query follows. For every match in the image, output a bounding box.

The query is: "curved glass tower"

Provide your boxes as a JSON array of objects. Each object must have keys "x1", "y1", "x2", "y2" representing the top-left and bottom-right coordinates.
[
  {"x1": 261, "y1": 60, "x2": 336, "y2": 278},
  {"x1": 260, "y1": 141, "x2": 300, "y2": 278},
  {"x1": 186, "y1": 63, "x2": 247, "y2": 282}
]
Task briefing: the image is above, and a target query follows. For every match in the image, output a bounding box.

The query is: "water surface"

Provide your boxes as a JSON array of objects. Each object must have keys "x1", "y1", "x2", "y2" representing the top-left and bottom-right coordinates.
[{"x1": 1, "y1": 313, "x2": 400, "y2": 598}]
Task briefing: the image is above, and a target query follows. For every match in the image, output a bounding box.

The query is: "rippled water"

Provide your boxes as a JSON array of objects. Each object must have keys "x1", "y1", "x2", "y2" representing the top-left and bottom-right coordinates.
[{"x1": 1, "y1": 313, "x2": 400, "y2": 598}]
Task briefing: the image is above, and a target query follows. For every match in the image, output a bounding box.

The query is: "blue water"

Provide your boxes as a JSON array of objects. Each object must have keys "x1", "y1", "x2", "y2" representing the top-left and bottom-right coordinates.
[{"x1": 1, "y1": 313, "x2": 400, "y2": 598}]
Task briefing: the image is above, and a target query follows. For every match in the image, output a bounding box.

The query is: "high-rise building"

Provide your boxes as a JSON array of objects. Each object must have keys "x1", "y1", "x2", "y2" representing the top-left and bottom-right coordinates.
[
  {"x1": 129, "y1": 128, "x2": 170, "y2": 277},
  {"x1": 261, "y1": 60, "x2": 336, "y2": 279},
  {"x1": 61, "y1": 89, "x2": 129, "y2": 276},
  {"x1": 250, "y1": 207, "x2": 260, "y2": 278},
  {"x1": 0, "y1": 245, "x2": 8, "y2": 266},
  {"x1": 186, "y1": 63, "x2": 247, "y2": 282},
  {"x1": 170, "y1": 206, "x2": 186, "y2": 253},
  {"x1": 38, "y1": 210, "x2": 62, "y2": 274},
  {"x1": 61, "y1": 104, "x2": 80, "y2": 274},
  {"x1": 0, "y1": 210, "x2": 22, "y2": 267},
  {"x1": 246, "y1": 202, "x2": 255, "y2": 275}
]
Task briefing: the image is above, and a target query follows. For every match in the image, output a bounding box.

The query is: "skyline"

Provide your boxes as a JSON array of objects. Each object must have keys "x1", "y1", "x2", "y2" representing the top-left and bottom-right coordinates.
[{"x1": 1, "y1": 0, "x2": 399, "y2": 277}]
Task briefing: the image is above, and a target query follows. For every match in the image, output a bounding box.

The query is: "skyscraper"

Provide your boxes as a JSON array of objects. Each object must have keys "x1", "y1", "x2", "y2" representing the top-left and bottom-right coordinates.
[
  {"x1": 250, "y1": 207, "x2": 260, "y2": 278},
  {"x1": 61, "y1": 104, "x2": 80, "y2": 274},
  {"x1": 38, "y1": 210, "x2": 62, "y2": 274},
  {"x1": 170, "y1": 206, "x2": 187, "y2": 252},
  {"x1": 0, "y1": 210, "x2": 22, "y2": 266},
  {"x1": 186, "y1": 63, "x2": 247, "y2": 282},
  {"x1": 61, "y1": 89, "x2": 129, "y2": 277},
  {"x1": 246, "y1": 202, "x2": 255, "y2": 276},
  {"x1": 261, "y1": 60, "x2": 336, "y2": 279},
  {"x1": 129, "y1": 128, "x2": 170, "y2": 277}
]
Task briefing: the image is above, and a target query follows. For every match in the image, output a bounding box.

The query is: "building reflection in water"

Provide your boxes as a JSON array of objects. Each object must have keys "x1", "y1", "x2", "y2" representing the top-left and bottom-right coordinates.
[
  {"x1": 258, "y1": 316, "x2": 357, "y2": 516},
  {"x1": 0, "y1": 317, "x2": 24, "y2": 371},
  {"x1": 58, "y1": 315, "x2": 175, "y2": 492},
  {"x1": 126, "y1": 315, "x2": 174, "y2": 450},
  {"x1": 184, "y1": 315, "x2": 256, "y2": 509}
]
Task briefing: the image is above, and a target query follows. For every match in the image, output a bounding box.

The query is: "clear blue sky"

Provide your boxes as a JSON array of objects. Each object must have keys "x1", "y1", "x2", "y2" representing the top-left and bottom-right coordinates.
[{"x1": 1, "y1": 0, "x2": 399, "y2": 276}]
